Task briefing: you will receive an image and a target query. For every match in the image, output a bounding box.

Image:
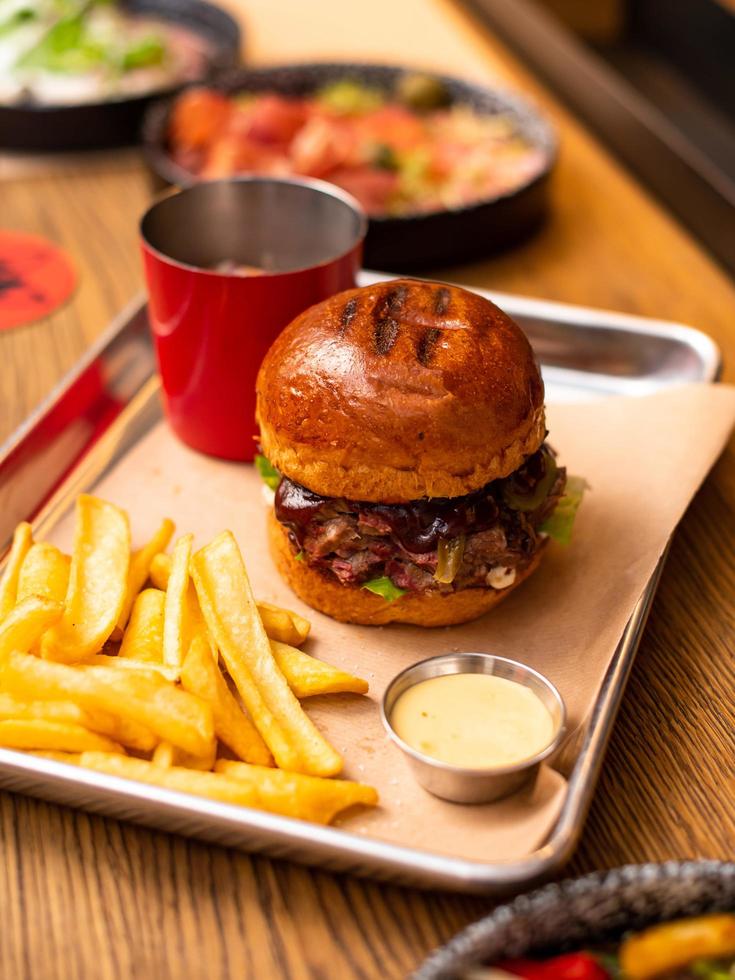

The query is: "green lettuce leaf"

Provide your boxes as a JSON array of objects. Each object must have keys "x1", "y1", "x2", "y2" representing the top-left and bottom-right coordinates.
[
  {"x1": 255, "y1": 454, "x2": 281, "y2": 491},
  {"x1": 538, "y1": 475, "x2": 588, "y2": 545},
  {"x1": 362, "y1": 576, "x2": 406, "y2": 602}
]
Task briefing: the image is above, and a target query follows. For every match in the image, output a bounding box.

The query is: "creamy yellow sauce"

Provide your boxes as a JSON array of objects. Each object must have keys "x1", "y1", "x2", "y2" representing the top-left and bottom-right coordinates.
[{"x1": 391, "y1": 672, "x2": 555, "y2": 769}]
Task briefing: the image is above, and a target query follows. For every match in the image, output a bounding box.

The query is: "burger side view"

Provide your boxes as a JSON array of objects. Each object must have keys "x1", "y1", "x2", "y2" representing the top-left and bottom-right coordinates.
[{"x1": 255, "y1": 278, "x2": 584, "y2": 626}]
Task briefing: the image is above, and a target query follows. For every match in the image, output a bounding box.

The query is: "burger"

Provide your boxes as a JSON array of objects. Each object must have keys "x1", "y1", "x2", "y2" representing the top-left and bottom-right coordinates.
[{"x1": 255, "y1": 278, "x2": 583, "y2": 627}]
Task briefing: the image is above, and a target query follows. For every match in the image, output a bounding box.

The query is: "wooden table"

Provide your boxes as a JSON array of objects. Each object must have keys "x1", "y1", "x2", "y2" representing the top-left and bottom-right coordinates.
[{"x1": 2, "y1": 1, "x2": 735, "y2": 976}]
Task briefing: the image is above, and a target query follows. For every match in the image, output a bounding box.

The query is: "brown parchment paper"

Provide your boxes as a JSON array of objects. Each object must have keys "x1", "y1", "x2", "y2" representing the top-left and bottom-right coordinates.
[{"x1": 45, "y1": 382, "x2": 735, "y2": 863}]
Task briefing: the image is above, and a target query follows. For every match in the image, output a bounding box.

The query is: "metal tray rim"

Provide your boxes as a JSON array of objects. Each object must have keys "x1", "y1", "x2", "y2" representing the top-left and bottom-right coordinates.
[{"x1": 0, "y1": 277, "x2": 718, "y2": 892}]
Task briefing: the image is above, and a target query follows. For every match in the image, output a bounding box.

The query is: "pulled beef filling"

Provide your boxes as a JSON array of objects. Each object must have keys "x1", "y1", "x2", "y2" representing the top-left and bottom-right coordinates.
[{"x1": 274, "y1": 444, "x2": 566, "y2": 594}]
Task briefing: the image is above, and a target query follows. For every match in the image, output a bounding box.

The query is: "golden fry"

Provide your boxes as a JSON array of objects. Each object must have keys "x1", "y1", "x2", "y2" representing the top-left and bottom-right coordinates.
[
  {"x1": 258, "y1": 602, "x2": 310, "y2": 646},
  {"x1": 148, "y1": 552, "x2": 170, "y2": 591},
  {"x1": 0, "y1": 719, "x2": 124, "y2": 754},
  {"x1": 152, "y1": 741, "x2": 174, "y2": 767},
  {"x1": 0, "y1": 651, "x2": 214, "y2": 757},
  {"x1": 41, "y1": 496, "x2": 130, "y2": 663},
  {"x1": 117, "y1": 518, "x2": 175, "y2": 632},
  {"x1": 17, "y1": 543, "x2": 70, "y2": 605},
  {"x1": 26, "y1": 750, "x2": 81, "y2": 764},
  {"x1": 0, "y1": 692, "x2": 156, "y2": 753},
  {"x1": 83, "y1": 653, "x2": 180, "y2": 683},
  {"x1": 162, "y1": 534, "x2": 193, "y2": 668},
  {"x1": 80, "y1": 753, "x2": 376, "y2": 824},
  {"x1": 118, "y1": 588, "x2": 165, "y2": 662},
  {"x1": 0, "y1": 596, "x2": 63, "y2": 659},
  {"x1": 192, "y1": 531, "x2": 342, "y2": 776},
  {"x1": 181, "y1": 634, "x2": 273, "y2": 767},
  {"x1": 215, "y1": 760, "x2": 378, "y2": 824},
  {"x1": 270, "y1": 641, "x2": 369, "y2": 698},
  {"x1": 0, "y1": 522, "x2": 33, "y2": 622},
  {"x1": 153, "y1": 553, "x2": 310, "y2": 647}
]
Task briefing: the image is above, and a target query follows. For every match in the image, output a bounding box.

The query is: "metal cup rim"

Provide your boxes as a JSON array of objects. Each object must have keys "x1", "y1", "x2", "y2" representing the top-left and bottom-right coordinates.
[
  {"x1": 380, "y1": 652, "x2": 568, "y2": 779},
  {"x1": 139, "y1": 174, "x2": 368, "y2": 277}
]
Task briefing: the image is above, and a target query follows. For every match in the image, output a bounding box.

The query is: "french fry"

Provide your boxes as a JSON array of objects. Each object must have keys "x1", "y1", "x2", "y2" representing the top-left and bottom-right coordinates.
[
  {"x1": 270, "y1": 641, "x2": 369, "y2": 698},
  {"x1": 41, "y1": 496, "x2": 130, "y2": 663},
  {"x1": 117, "y1": 518, "x2": 175, "y2": 632},
  {"x1": 152, "y1": 742, "x2": 174, "y2": 767},
  {"x1": 118, "y1": 588, "x2": 165, "y2": 663},
  {"x1": 148, "y1": 552, "x2": 171, "y2": 591},
  {"x1": 17, "y1": 543, "x2": 70, "y2": 606},
  {"x1": 162, "y1": 534, "x2": 193, "y2": 668},
  {"x1": 0, "y1": 596, "x2": 63, "y2": 659},
  {"x1": 26, "y1": 750, "x2": 81, "y2": 764},
  {"x1": 79, "y1": 753, "x2": 377, "y2": 824},
  {"x1": 181, "y1": 634, "x2": 273, "y2": 767},
  {"x1": 258, "y1": 602, "x2": 310, "y2": 646},
  {"x1": 192, "y1": 531, "x2": 342, "y2": 776},
  {"x1": 151, "y1": 738, "x2": 213, "y2": 771},
  {"x1": 0, "y1": 651, "x2": 214, "y2": 758},
  {"x1": 83, "y1": 653, "x2": 179, "y2": 683},
  {"x1": 0, "y1": 522, "x2": 33, "y2": 622},
  {"x1": 215, "y1": 760, "x2": 378, "y2": 824},
  {"x1": 0, "y1": 719, "x2": 124, "y2": 754},
  {"x1": 152, "y1": 552, "x2": 310, "y2": 647},
  {"x1": 0, "y1": 692, "x2": 156, "y2": 753},
  {"x1": 0, "y1": 693, "x2": 87, "y2": 725}
]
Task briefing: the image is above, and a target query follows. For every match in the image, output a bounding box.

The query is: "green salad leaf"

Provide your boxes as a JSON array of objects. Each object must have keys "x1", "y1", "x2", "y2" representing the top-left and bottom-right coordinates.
[
  {"x1": 121, "y1": 35, "x2": 165, "y2": 71},
  {"x1": 538, "y1": 475, "x2": 588, "y2": 545},
  {"x1": 255, "y1": 454, "x2": 281, "y2": 491},
  {"x1": 0, "y1": 8, "x2": 36, "y2": 38},
  {"x1": 362, "y1": 576, "x2": 406, "y2": 602}
]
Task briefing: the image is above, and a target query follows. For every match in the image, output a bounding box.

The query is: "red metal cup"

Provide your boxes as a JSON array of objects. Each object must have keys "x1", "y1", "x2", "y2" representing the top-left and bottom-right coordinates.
[{"x1": 140, "y1": 177, "x2": 366, "y2": 460}]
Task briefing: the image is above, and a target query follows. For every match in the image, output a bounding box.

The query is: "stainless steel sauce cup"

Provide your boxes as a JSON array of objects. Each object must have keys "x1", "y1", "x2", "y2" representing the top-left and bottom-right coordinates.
[{"x1": 380, "y1": 652, "x2": 567, "y2": 804}]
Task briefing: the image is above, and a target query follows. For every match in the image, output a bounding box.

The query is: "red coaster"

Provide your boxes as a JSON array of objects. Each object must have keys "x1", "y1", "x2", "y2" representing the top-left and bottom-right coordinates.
[{"x1": 0, "y1": 229, "x2": 77, "y2": 331}]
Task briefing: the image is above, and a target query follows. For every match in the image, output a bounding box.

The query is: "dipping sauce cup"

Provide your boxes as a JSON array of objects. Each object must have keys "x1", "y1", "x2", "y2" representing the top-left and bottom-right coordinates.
[
  {"x1": 140, "y1": 177, "x2": 366, "y2": 460},
  {"x1": 381, "y1": 653, "x2": 567, "y2": 804}
]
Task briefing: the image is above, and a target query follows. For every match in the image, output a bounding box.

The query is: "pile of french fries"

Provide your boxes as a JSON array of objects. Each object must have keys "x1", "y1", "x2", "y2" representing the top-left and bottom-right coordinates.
[{"x1": 0, "y1": 495, "x2": 377, "y2": 825}]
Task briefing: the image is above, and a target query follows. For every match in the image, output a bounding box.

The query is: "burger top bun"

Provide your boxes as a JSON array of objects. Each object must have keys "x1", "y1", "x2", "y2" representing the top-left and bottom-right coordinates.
[{"x1": 256, "y1": 278, "x2": 545, "y2": 503}]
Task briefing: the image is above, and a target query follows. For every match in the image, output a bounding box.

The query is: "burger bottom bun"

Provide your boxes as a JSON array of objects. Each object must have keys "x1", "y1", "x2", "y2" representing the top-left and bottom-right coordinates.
[{"x1": 267, "y1": 511, "x2": 545, "y2": 627}]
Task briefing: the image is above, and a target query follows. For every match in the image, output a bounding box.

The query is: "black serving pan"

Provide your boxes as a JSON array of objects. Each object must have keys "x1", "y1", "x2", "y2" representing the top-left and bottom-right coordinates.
[
  {"x1": 416, "y1": 861, "x2": 735, "y2": 979},
  {"x1": 141, "y1": 62, "x2": 557, "y2": 271},
  {"x1": 0, "y1": 0, "x2": 240, "y2": 152}
]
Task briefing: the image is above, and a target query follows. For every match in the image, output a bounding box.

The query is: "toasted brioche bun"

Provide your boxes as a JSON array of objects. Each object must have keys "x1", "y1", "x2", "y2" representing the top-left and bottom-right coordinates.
[
  {"x1": 256, "y1": 279, "x2": 545, "y2": 503},
  {"x1": 267, "y1": 511, "x2": 544, "y2": 627}
]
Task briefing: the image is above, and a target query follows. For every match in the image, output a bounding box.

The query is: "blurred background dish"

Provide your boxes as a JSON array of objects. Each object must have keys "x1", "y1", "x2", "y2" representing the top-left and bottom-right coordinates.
[
  {"x1": 0, "y1": 0, "x2": 241, "y2": 151},
  {"x1": 142, "y1": 62, "x2": 556, "y2": 270},
  {"x1": 416, "y1": 861, "x2": 735, "y2": 979}
]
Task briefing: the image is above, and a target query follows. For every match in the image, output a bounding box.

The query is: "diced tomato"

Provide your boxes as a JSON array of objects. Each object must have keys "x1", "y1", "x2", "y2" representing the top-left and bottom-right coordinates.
[
  {"x1": 169, "y1": 88, "x2": 232, "y2": 150},
  {"x1": 497, "y1": 954, "x2": 610, "y2": 980},
  {"x1": 200, "y1": 137, "x2": 291, "y2": 179},
  {"x1": 327, "y1": 165, "x2": 400, "y2": 215},
  {"x1": 353, "y1": 104, "x2": 426, "y2": 151},
  {"x1": 289, "y1": 115, "x2": 357, "y2": 177},
  {"x1": 244, "y1": 94, "x2": 309, "y2": 145}
]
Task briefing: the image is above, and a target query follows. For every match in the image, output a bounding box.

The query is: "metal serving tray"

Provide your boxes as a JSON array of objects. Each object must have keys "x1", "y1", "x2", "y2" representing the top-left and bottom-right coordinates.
[{"x1": 0, "y1": 273, "x2": 720, "y2": 894}]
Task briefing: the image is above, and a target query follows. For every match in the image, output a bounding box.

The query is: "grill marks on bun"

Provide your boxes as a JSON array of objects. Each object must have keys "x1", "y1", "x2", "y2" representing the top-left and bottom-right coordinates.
[
  {"x1": 371, "y1": 285, "x2": 408, "y2": 356},
  {"x1": 416, "y1": 327, "x2": 441, "y2": 366},
  {"x1": 433, "y1": 286, "x2": 451, "y2": 316},
  {"x1": 339, "y1": 296, "x2": 359, "y2": 334},
  {"x1": 256, "y1": 278, "x2": 546, "y2": 503}
]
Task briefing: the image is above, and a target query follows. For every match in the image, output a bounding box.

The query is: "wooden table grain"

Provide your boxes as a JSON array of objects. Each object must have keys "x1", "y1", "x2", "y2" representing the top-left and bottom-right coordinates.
[{"x1": 1, "y1": 1, "x2": 735, "y2": 977}]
